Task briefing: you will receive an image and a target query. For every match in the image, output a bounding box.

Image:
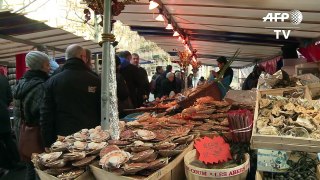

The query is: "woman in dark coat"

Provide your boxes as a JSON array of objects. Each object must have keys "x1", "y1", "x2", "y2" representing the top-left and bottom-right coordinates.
[
  {"x1": 160, "y1": 72, "x2": 176, "y2": 98},
  {"x1": 14, "y1": 51, "x2": 50, "y2": 180}
]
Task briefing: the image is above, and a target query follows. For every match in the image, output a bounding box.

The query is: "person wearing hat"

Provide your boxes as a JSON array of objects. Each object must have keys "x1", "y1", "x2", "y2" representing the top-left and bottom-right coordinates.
[{"x1": 13, "y1": 51, "x2": 50, "y2": 180}]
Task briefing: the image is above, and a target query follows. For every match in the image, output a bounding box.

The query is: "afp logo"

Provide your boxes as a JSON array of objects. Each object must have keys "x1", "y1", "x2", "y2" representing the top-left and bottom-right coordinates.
[{"x1": 263, "y1": 10, "x2": 303, "y2": 39}]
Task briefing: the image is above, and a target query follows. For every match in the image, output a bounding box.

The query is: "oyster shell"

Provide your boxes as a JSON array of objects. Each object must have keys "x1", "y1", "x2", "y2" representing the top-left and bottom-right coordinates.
[
  {"x1": 63, "y1": 151, "x2": 86, "y2": 161},
  {"x1": 167, "y1": 118, "x2": 186, "y2": 125},
  {"x1": 310, "y1": 130, "x2": 320, "y2": 139},
  {"x1": 284, "y1": 127, "x2": 309, "y2": 138},
  {"x1": 131, "y1": 149, "x2": 154, "y2": 162},
  {"x1": 191, "y1": 114, "x2": 210, "y2": 121},
  {"x1": 283, "y1": 102, "x2": 295, "y2": 111},
  {"x1": 257, "y1": 117, "x2": 270, "y2": 130},
  {"x1": 258, "y1": 126, "x2": 279, "y2": 135},
  {"x1": 294, "y1": 114, "x2": 316, "y2": 132},
  {"x1": 123, "y1": 163, "x2": 149, "y2": 174},
  {"x1": 99, "y1": 150, "x2": 130, "y2": 169},
  {"x1": 135, "y1": 129, "x2": 156, "y2": 141},
  {"x1": 269, "y1": 115, "x2": 285, "y2": 127},
  {"x1": 260, "y1": 99, "x2": 271, "y2": 109},
  {"x1": 259, "y1": 108, "x2": 271, "y2": 117},
  {"x1": 171, "y1": 126, "x2": 190, "y2": 137},
  {"x1": 271, "y1": 105, "x2": 281, "y2": 117},
  {"x1": 294, "y1": 106, "x2": 307, "y2": 114}
]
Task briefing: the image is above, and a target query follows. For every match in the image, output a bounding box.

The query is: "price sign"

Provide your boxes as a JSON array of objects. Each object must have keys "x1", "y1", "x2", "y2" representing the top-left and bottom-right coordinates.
[{"x1": 194, "y1": 136, "x2": 232, "y2": 164}]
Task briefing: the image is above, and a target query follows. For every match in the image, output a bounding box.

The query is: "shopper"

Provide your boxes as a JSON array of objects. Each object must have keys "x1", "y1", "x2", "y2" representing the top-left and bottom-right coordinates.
[
  {"x1": 160, "y1": 72, "x2": 176, "y2": 98},
  {"x1": 150, "y1": 66, "x2": 164, "y2": 98},
  {"x1": 187, "y1": 74, "x2": 194, "y2": 88},
  {"x1": 211, "y1": 56, "x2": 234, "y2": 86},
  {"x1": 13, "y1": 51, "x2": 50, "y2": 180},
  {"x1": 163, "y1": 65, "x2": 172, "y2": 78},
  {"x1": 32, "y1": 45, "x2": 59, "y2": 76},
  {"x1": 131, "y1": 53, "x2": 150, "y2": 107},
  {"x1": 175, "y1": 71, "x2": 183, "y2": 93},
  {"x1": 115, "y1": 56, "x2": 133, "y2": 118},
  {"x1": 40, "y1": 44, "x2": 101, "y2": 148},
  {"x1": 197, "y1": 76, "x2": 206, "y2": 86},
  {"x1": 242, "y1": 65, "x2": 262, "y2": 90},
  {"x1": 0, "y1": 73, "x2": 20, "y2": 171},
  {"x1": 118, "y1": 51, "x2": 142, "y2": 108}
]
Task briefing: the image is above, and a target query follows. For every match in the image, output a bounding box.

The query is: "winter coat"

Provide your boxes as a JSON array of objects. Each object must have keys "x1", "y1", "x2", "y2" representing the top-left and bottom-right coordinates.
[
  {"x1": 120, "y1": 63, "x2": 142, "y2": 108},
  {"x1": 117, "y1": 73, "x2": 133, "y2": 118},
  {"x1": 13, "y1": 70, "x2": 48, "y2": 139},
  {"x1": 40, "y1": 58, "x2": 101, "y2": 147},
  {"x1": 160, "y1": 78, "x2": 176, "y2": 97},
  {"x1": 136, "y1": 67, "x2": 149, "y2": 107},
  {"x1": 0, "y1": 75, "x2": 13, "y2": 133}
]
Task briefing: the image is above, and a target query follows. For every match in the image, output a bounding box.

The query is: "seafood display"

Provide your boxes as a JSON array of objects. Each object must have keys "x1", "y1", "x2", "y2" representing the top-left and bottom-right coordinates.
[
  {"x1": 256, "y1": 95, "x2": 320, "y2": 139},
  {"x1": 32, "y1": 126, "x2": 109, "y2": 179}
]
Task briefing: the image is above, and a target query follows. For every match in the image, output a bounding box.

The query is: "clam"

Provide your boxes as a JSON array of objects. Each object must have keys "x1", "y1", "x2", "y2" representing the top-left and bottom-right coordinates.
[
  {"x1": 100, "y1": 145, "x2": 120, "y2": 158},
  {"x1": 50, "y1": 141, "x2": 68, "y2": 152},
  {"x1": 154, "y1": 142, "x2": 176, "y2": 150},
  {"x1": 147, "y1": 158, "x2": 169, "y2": 170},
  {"x1": 120, "y1": 130, "x2": 135, "y2": 140},
  {"x1": 57, "y1": 169, "x2": 85, "y2": 180},
  {"x1": 173, "y1": 135, "x2": 194, "y2": 144},
  {"x1": 63, "y1": 151, "x2": 86, "y2": 161},
  {"x1": 135, "y1": 129, "x2": 156, "y2": 141},
  {"x1": 39, "y1": 152, "x2": 63, "y2": 164},
  {"x1": 72, "y1": 155, "x2": 97, "y2": 167},
  {"x1": 131, "y1": 149, "x2": 154, "y2": 162},
  {"x1": 123, "y1": 163, "x2": 149, "y2": 174},
  {"x1": 99, "y1": 150, "x2": 130, "y2": 169}
]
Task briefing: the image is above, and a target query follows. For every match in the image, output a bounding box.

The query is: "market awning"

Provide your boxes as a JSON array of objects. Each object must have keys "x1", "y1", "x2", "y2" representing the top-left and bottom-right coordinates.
[
  {"x1": 114, "y1": 0, "x2": 320, "y2": 68},
  {"x1": 0, "y1": 10, "x2": 101, "y2": 63}
]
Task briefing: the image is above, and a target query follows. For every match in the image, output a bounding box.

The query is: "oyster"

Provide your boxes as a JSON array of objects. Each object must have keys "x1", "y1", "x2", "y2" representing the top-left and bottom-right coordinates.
[
  {"x1": 39, "y1": 152, "x2": 63, "y2": 164},
  {"x1": 285, "y1": 127, "x2": 309, "y2": 138},
  {"x1": 126, "y1": 121, "x2": 143, "y2": 129},
  {"x1": 147, "y1": 158, "x2": 169, "y2": 170},
  {"x1": 120, "y1": 130, "x2": 135, "y2": 140},
  {"x1": 294, "y1": 114, "x2": 316, "y2": 132},
  {"x1": 220, "y1": 118, "x2": 229, "y2": 126},
  {"x1": 257, "y1": 117, "x2": 270, "y2": 130},
  {"x1": 154, "y1": 142, "x2": 176, "y2": 150},
  {"x1": 63, "y1": 151, "x2": 86, "y2": 161},
  {"x1": 135, "y1": 129, "x2": 156, "y2": 141},
  {"x1": 131, "y1": 149, "x2": 155, "y2": 162},
  {"x1": 173, "y1": 135, "x2": 194, "y2": 144},
  {"x1": 271, "y1": 105, "x2": 281, "y2": 117},
  {"x1": 283, "y1": 102, "x2": 295, "y2": 111},
  {"x1": 50, "y1": 141, "x2": 68, "y2": 152},
  {"x1": 259, "y1": 108, "x2": 271, "y2": 117},
  {"x1": 260, "y1": 99, "x2": 271, "y2": 109},
  {"x1": 123, "y1": 163, "x2": 149, "y2": 174},
  {"x1": 144, "y1": 152, "x2": 158, "y2": 162},
  {"x1": 258, "y1": 126, "x2": 279, "y2": 135},
  {"x1": 100, "y1": 145, "x2": 120, "y2": 158},
  {"x1": 269, "y1": 115, "x2": 285, "y2": 127},
  {"x1": 167, "y1": 118, "x2": 186, "y2": 125},
  {"x1": 99, "y1": 150, "x2": 130, "y2": 169},
  {"x1": 57, "y1": 169, "x2": 85, "y2": 180},
  {"x1": 31, "y1": 153, "x2": 46, "y2": 170},
  {"x1": 294, "y1": 106, "x2": 307, "y2": 114},
  {"x1": 310, "y1": 130, "x2": 320, "y2": 139}
]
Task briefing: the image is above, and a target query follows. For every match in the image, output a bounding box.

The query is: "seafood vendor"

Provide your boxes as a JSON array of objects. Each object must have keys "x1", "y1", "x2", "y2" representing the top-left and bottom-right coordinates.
[{"x1": 208, "y1": 56, "x2": 234, "y2": 97}]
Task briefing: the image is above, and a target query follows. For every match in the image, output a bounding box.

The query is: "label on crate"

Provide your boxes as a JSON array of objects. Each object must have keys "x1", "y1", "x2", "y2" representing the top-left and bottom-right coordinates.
[{"x1": 257, "y1": 149, "x2": 289, "y2": 172}]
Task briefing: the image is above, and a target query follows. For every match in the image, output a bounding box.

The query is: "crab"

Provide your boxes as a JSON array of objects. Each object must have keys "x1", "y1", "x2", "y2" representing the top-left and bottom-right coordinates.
[{"x1": 99, "y1": 150, "x2": 131, "y2": 169}]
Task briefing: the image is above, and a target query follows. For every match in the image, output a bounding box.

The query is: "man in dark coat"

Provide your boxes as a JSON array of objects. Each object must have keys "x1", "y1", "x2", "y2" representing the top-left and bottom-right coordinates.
[
  {"x1": 0, "y1": 73, "x2": 20, "y2": 171},
  {"x1": 131, "y1": 53, "x2": 150, "y2": 107},
  {"x1": 160, "y1": 72, "x2": 176, "y2": 98},
  {"x1": 118, "y1": 51, "x2": 143, "y2": 108},
  {"x1": 242, "y1": 66, "x2": 262, "y2": 90},
  {"x1": 151, "y1": 66, "x2": 164, "y2": 99},
  {"x1": 40, "y1": 44, "x2": 101, "y2": 148}
]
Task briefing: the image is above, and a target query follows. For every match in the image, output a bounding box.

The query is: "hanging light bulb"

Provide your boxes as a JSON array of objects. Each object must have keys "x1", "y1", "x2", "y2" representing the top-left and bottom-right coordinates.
[
  {"x1": 182, "y1": 39, "x2": 186, "y2": 44},
  {"x1": 149, "y1": 0, "x2": 159, "y2": 10},
  {"x1": 155, "y1": 14, "x2": 164, "y2": 21},
  {"x1": 173, "y1": 31, "x2": 179, "y2": 36},
  {"x1": 178, "y1": 36, "x2": 182, "y2": 41}
]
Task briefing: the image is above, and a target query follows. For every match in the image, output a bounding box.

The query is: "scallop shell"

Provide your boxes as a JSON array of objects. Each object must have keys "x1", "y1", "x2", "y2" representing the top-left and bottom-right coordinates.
[
  {"x1": 44, "y1": 166, "x2": 74, "y2": 176},
  {"x1": 99, "y1": 150, "x2": 130, "y2": 169},
  {"x1": 72, "y1": 156, "x2": 97, "y2": 167},
  {"x1": 123, "y1": 163, "x2": 149, "y2": 174},
  {"x1": 154, "y1": 142, "x2": 176, "y2": 150},
  {"x1": 57, "y1": 169, "x2": 85, "y2": 180},
  {"x1": 63, "y1": 151, "x2": 86, "y2": 161},
  {"x1": 131, "y1": 149, "x2": 154, "y2": 163},
  {"x1": 147, "y1": 158, "x2": 169, "y2": 170},
  {"x1": 100, "y1": 145, "x2": 120, "y2": 158},
  {"x1": 173, "y1": 135, "x2": 194, "y2": 144},
  {"x1": 39, "y1": 152, "x2": 63, "y2": 164},
  {"x1": 136, "y1": 129, "x2": 156, "y2": 141},
  {"x1": 43, "y1": 159, "x2": 66, "y2": 168}
]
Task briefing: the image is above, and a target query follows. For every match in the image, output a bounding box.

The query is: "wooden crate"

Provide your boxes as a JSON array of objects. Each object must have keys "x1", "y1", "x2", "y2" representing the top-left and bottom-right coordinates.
[
  {"x1": 257, "y1": 86, "x2": 311, "y2": 100},
  {"x1": 308, "y1": 83, "x2": 320, "y2": 100},
  {"x1": 255, "y1": 164, "x2": 320, "y2": 180},
  {"x1": 251, "y1": 87, "x2": 320, "y2": 152},
  {"x1": 36, "y1": 169, "x2": 95, "y2": 180},
  {"x1": 90, "y1": 142, "x2": 194, "y2": 180}
]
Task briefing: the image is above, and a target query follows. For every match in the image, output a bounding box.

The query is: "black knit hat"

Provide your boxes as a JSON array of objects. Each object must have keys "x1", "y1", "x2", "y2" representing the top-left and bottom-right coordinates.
[{"x1": 217, "y1": 56, "x2": 227, "y2": 64}]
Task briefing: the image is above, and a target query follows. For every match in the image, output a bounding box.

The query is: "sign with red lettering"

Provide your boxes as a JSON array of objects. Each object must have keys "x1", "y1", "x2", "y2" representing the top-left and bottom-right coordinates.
[{"x1": 194, "y1": 136, "x2": 232, "y2": 164}]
